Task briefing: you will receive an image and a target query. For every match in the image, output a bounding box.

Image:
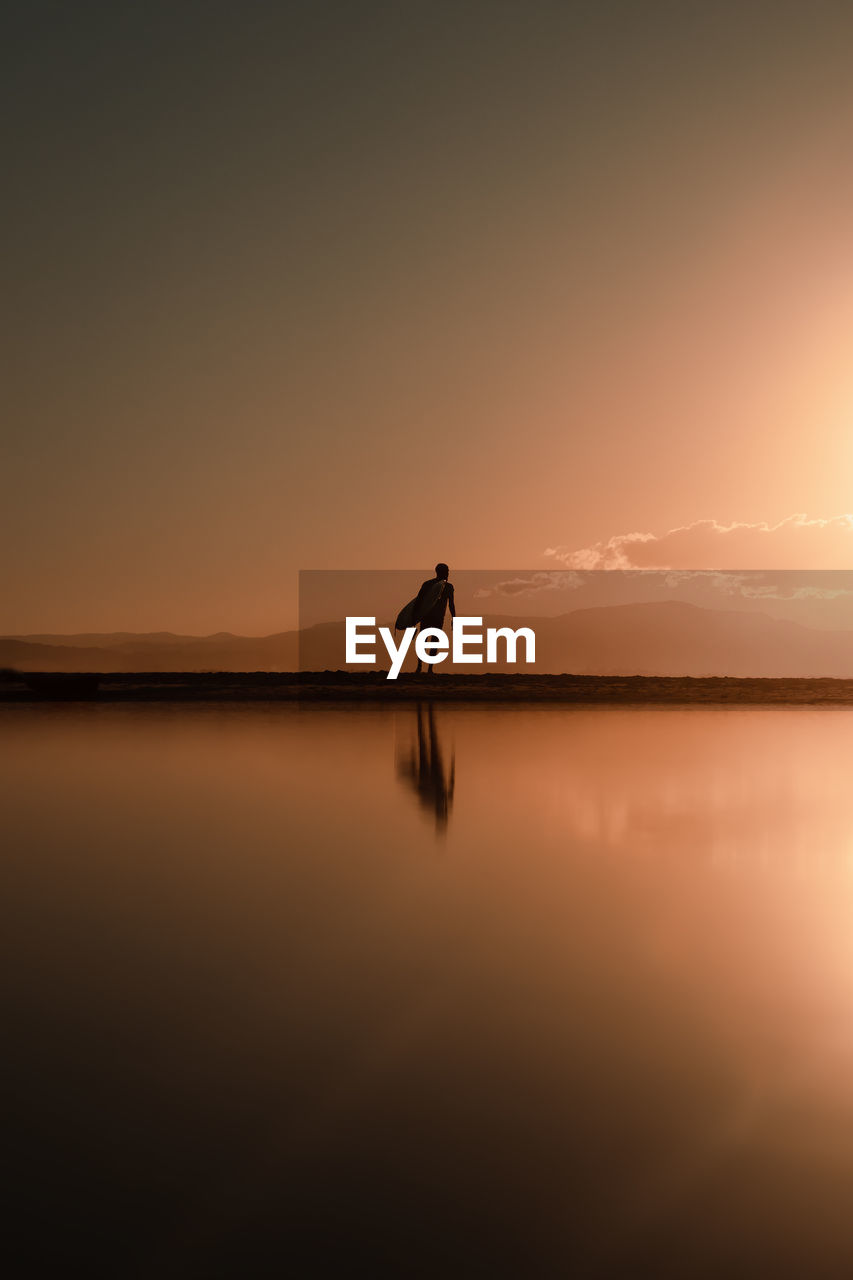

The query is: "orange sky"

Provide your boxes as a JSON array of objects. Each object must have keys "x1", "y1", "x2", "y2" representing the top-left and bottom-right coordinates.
[{"x1": 6, "y1": 3, "x2": 853, "y2": 634}]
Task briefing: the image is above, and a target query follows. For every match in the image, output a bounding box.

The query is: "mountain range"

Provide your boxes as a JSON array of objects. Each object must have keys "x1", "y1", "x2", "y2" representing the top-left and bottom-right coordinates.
[{"x1": 5, "y1": 600, "x2": 853, "y2": 676}]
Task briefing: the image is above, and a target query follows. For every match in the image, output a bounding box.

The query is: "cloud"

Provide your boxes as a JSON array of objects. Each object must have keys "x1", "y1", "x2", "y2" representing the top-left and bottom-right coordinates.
[
  {"x1": 474, "y1": 571, "x2": 586, "y2": 599},
  {"x1": 545, "y1": 515, "x2": 853, "y2": 571},
  {"x1": 660, "y1": 570, "x2": 853, "y2": 601}
]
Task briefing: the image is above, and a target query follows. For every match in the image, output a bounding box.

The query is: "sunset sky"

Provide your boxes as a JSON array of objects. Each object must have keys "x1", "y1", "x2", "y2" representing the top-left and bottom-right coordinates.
[{"x1": 6, "y1": 1, "x2": 853, "y2": 634}]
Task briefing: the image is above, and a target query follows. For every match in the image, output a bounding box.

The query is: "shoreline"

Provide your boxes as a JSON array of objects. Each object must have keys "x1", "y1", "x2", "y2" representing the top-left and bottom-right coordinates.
[{"x1": 6, "y1": 671, "x2": 853, "y2": 703}]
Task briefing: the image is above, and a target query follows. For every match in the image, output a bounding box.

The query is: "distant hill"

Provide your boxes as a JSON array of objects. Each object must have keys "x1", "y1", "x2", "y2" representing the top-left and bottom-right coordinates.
[
  {"x1": 8, "y1": 631, "x2": 247, "y2": 648},
  {"x1": 0, "y1": 632, "x2": 299, "y2": 672},
  {"x1": 5, "y1": 601, "x2": 853, "y2": 676},
  {"x1": 297, "y1": 601, "x2": 853, "y2": 677},
  {"x1": 540, "y1": 600, "x2": 853, "y2": 677}
]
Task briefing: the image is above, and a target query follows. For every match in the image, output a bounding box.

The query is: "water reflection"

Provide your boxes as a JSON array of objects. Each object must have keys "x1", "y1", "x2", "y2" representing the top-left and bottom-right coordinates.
[
  {"x1": 395, "y1": 701, "x2": 455, "y2": 833},
  {"x1": 5, "y1": 703, "x2": 853, "y2": 1276}
]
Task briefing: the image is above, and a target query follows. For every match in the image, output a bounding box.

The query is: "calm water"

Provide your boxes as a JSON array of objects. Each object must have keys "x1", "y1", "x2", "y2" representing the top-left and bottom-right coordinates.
[{"x1": 5, "y1": 701, "x2": 853, "y2": 1276}]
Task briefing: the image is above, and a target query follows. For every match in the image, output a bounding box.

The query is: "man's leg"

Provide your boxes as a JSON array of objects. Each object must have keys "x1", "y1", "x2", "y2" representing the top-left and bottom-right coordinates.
[
  {"x1": 417, "y1": 620, "x2": 437, "y2": 674},
  {"x1": 424, "y1": 619, "x2": 440, "y2": 674}
]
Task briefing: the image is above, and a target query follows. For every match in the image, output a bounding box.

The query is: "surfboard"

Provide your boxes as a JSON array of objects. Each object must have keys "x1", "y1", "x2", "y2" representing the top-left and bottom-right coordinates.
[{"x1": 395, "y1": 580, "x2": 447, "y2": 630}]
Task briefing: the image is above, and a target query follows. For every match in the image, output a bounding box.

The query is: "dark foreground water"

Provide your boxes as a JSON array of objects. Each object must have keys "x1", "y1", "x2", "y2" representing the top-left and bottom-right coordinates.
[{"x1": 4, "y1": 702, "x2": 853, "y2": 1277}]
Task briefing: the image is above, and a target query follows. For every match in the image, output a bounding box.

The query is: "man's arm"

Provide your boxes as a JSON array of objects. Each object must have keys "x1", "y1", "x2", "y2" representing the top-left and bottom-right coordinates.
[{"x1": 447, "y1": 583, "x2": 456, "y2": 618}]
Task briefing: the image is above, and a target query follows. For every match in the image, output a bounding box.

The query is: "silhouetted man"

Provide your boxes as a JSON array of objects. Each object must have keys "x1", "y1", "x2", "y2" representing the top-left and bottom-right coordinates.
[{"x1": 414, "y1": 562, "x2": 456, "y2": 675}]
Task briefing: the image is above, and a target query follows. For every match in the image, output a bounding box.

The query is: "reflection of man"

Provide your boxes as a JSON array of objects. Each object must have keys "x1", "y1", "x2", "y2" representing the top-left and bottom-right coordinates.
[
  {"x1": 396, "y1": 702, "x2": 455, "y2": 833},
  {"x1": 414, "y1": 562, "x2": 456, "y2": 675}
]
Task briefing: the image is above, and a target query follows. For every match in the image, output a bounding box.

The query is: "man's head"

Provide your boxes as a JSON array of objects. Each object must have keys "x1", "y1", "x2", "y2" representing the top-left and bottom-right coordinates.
[{"x1": 435, "y1": 562, "x2": 449, "y2": 580}]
